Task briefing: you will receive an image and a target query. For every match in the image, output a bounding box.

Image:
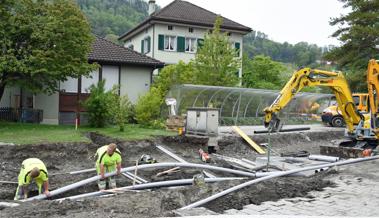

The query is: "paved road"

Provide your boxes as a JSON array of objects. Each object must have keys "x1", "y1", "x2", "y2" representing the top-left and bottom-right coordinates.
[
  {"x1": 222, "y1": 159, "x2": 379, "y2": 217},
  {"x1": 173, "y1": 159, "x2": 379, "y2": 217},
  {"x1": 219, "y1": 124, "x2": 344, "y2": 136}
]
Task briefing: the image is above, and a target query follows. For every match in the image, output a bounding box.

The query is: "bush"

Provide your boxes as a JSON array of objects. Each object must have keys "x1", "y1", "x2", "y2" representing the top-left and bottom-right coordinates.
[
  {"x1": 83, "y1": 80, "x2": 114, "y2": 128},
  {"x1": 135, "y1": 87, "x2": 163, "y2": 126},
  {"x1": 110, "y1": 93, "x2": 133, "y2": 131}
]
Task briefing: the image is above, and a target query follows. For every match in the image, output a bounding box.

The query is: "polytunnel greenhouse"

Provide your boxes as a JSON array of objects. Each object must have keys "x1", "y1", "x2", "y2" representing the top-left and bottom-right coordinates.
[{"x1": 165, "y1": 84, "x2": 334, "y2": 126}]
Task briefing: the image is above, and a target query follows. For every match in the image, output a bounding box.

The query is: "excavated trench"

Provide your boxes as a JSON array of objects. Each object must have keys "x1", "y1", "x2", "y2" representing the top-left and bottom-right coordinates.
[{"x1": 0, "y1": 130, "x2": 343, "y2": 218}]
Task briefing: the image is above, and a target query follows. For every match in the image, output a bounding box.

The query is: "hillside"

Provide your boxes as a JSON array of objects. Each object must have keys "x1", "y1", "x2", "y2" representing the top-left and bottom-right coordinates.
[{"x1": 77, "y1": 0, "x2": 148, "y2": 39}]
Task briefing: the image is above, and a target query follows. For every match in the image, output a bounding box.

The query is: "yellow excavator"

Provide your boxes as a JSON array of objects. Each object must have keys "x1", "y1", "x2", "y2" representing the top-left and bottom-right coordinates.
[{"x1": 263, "y1": 60, "x2": 379, "y2": 149}]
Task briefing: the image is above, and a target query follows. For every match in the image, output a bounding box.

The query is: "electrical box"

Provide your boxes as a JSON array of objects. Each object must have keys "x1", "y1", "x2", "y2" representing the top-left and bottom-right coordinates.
[{"x1": 185, "y1": 107, "x2": 219, "y2": 136}]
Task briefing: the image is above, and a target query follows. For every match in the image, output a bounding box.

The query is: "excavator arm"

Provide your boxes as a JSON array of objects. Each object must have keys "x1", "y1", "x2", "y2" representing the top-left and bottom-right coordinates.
[
  {"x1": 264, "y1": 68, "x2": 363, "y2": 133},
  {"x1": 367, "y1": 59, "x2": 379, "y2": 130}
]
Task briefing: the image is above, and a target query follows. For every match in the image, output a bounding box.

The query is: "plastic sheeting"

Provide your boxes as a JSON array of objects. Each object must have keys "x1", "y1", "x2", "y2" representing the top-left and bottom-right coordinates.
[{"x1": 166, "y1": 84, "x2": 333, "y2": 125}]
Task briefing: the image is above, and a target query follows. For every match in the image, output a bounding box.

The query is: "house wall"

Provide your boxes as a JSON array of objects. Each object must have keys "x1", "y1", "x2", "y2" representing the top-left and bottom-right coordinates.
[
  {"x1": 124, "y1": 22, "x2": 244, "y2": 77},
  {"x1": 125, "y1": 27, "x2": 154, "y2": 57},
  {"x1": 0, "y1": 86, "x2": 20, "y2": 108},
  {"x1": 102, "y1": 65, "x2": 119, "y2": 91},
  {"x1": 34, "y1": 92, "x2": 59, "y2": 124},
  {"x1": 120, "y1": 66, "x2": 152, "y2": 104},
  {"x1": 81, "y1": 70, "x2": 99, "y2": 93}
]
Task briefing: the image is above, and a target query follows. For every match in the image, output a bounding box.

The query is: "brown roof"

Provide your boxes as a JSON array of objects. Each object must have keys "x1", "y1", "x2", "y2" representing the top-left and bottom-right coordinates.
[
  {"x1": 89, "y1": 36, "x2": 164, "y2": 67},
  {"x1": 119, "y1": 0, "x2": 251, "y2": 40}
]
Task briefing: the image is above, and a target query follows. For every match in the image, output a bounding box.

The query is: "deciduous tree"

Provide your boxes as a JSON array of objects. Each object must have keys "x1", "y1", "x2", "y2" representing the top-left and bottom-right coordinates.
[
  {"x1": 0, "y1": 0, "x2": 95, "y2": 102},
  {"x1": 193, "y1": 16, "x2": 241, "y2": 87}
]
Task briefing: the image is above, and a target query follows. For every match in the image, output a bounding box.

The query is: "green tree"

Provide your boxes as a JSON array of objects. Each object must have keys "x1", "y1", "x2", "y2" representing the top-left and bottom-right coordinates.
[
  {"x1": 193, "y1": 16, "x2": 241, "y2": 86},
  {"x1": 325, "y1": 0, "x2": 379, "y2": 91},
  {"x1": 242, "y1": 54, "x2": 286, "y2": 89},
  {"x1": 0, "y1": 0, "x2": 95, "y2": 102}
]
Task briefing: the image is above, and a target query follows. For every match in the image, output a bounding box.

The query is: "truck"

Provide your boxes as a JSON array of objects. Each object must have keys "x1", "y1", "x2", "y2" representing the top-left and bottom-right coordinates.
[{"x1": 321, "y1": 93, "x2": 368, "y2": 127}]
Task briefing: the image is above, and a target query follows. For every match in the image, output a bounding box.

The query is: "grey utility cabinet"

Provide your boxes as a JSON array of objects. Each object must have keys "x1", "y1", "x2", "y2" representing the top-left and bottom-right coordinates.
[{"x1": 185, "y1": 107, "x2": 219, "y2": 136}]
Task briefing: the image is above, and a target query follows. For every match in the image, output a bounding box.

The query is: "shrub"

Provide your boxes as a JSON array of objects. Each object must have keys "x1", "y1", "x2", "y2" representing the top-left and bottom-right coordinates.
[
  {"x1": 83, "y1": 80, "x2": 114, "y2": 128},
  {"x1": 135, "y1": 87, "x2": 163, "y2": 126},
  {"x1": 110, "y1": 93, "x2": 133, "y2": 132}
]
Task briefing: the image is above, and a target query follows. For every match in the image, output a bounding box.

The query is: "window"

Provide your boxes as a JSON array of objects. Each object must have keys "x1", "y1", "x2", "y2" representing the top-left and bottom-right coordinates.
[
  {"x1": 185, "y1": 37, "x2": 197, "y2": 53},
  {"x1": 127, "y1": 44, "x2": 134, "y2": 50},
  {"x1": 353, "y1": 96, "x2": 360, "y2": 106},
  {"x1": 189, "y1": 27, "x2": 194, "y2": 33},
  {"x1": 227, "y1": 32, "x2": 232, "y2": 36},
  {"x1": 164, "y1": 35, "x2": 176, "y2": 51},
  {"x1": 234, "y1": 42, "x2": 241, "y2": 57},
  {"x1": 141, "y1": 37, "x2": 151, "y2": 54},
  {"x1": 168, "y1": 25, "x2": 173, "y2": 30}
]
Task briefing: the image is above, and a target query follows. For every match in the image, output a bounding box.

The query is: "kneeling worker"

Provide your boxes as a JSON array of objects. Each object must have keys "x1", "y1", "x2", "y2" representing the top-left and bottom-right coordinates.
[
  {"x1": 14, "y1": 158, "x2": 50, "y2": 200},
  {"x1": 95, "y1": 143, "x2": 122, "y2": 190}
]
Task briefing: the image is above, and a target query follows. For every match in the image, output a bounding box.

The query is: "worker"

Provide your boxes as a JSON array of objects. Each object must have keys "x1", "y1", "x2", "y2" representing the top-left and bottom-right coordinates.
[
  {"x1": 95, "y1": 143, "x2": 122, "y2": 190},
  {"x1": 14, "y1": 158, "x2": 50, "y2": 200}
]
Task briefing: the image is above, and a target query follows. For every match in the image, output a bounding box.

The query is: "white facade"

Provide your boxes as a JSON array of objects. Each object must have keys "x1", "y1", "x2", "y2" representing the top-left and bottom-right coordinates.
[{"x1": 124, "y1": 23, "x2": 244, "y2": 78}]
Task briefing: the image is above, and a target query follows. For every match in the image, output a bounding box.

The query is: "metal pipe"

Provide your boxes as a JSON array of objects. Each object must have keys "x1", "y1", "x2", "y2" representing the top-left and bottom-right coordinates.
[
  {"x1": 308, "y1": 155, "x2": 339, "y2": 163},
  {"x1": 55, "y1": 177, "x2": 246, "y2": 201},
  {"x1": 253, "y1": 127, "x2": 311, "y2": 134},
  {"x1": 69, "y1": 168, "x2": 97, "y2": 175},
  {"x1": 23, "y1": 162, "x2": 262, "y2": 201},
  {"x1": 179, "y1": 156, "x2": 379, "y2": 210},
  {"x1": 121, "y1": 173, "x2": 142, "y2": 184},
  {"x1": 156, "y1": 144, "x2": 216, "y2": 178}
]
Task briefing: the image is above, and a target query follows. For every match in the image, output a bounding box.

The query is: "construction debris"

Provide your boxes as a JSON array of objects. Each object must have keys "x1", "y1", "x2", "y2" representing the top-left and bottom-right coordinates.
[{"x1": 232, "y1": 126, "x2": 265, "y2": 154}]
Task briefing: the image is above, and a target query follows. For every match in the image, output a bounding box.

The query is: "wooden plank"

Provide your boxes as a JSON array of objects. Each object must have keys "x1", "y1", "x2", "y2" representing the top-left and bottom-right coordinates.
[{"x1": 232, "y1": 126, "x2": 266, "y2": 154}]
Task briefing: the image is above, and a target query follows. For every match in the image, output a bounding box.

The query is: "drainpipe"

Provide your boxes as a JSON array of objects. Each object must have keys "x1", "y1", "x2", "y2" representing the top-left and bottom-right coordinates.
[
  {"x1": 22, "y1": 162, "x2": 260, "y2": 201},
  {"x1": 55, "y1": 177, "x2": 246, "y2": 201}
]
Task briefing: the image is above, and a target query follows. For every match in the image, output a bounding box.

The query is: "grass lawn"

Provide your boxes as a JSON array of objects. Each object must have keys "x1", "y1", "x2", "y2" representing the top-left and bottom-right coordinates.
[{"x1": 0, "y1": 122, "x2": 175, "y2": 145}]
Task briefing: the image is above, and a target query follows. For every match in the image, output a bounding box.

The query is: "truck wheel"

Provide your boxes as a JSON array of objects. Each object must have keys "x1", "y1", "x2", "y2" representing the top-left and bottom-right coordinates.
[{"x1": 331, "y1": 116, "x2": 345, "y2": 127}]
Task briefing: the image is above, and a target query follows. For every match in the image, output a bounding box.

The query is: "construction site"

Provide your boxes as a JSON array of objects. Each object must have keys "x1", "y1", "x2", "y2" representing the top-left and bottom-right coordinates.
[{"x1": 1, "y1": 61, "x2": 379, "y2": 218}]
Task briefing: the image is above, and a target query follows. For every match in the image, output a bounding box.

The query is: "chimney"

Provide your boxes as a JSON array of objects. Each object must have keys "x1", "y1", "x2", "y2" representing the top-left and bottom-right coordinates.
[{"x1": 148, "y1": 0, "x2": 156, "y2": 15}]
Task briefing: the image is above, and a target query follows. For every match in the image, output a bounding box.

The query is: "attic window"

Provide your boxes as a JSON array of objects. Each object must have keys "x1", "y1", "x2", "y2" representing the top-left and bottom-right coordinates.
[
  {"x1": 168, "y1": 25, "x2": 173, "y2": 30},
  {"x1": 189, "y1": 27, "x2": 194, "y2": 33}
]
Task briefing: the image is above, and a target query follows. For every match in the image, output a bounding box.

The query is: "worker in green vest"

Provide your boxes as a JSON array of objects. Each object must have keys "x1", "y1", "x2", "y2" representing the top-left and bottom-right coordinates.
[
  {"x1": 14, "y1": 158, "x2": 50, "y2": 200},
  {"x1": 95, "y1": 143, "x2": 122, "y2": 190}
]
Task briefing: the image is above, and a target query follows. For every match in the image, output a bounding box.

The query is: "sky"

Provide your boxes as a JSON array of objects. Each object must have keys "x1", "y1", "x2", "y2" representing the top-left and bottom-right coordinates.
[{"x1": 154, "y1": 0, "x2": 350, "y2": 47}]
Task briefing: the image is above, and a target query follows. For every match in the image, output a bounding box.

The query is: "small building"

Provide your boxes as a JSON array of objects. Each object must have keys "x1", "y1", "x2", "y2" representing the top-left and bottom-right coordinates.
[
  {"x1": 118, "y1": 0, "x2": 251, "y2": 78},
  {"x1": 0, "y1": 36, "x2": 164, "y2": 125}
]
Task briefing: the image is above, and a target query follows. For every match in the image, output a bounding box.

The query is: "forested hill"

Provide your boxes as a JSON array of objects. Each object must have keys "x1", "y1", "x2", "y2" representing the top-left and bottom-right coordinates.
[
  {"x1": 244, "y1": 31, "x2": 330, "y2": 67},
  {"x1": 76, "y1": 0, "x2": 148, "y2": 39},
  {"x1": 76, "y1": 0, "x2": 325, "y2": 66}
]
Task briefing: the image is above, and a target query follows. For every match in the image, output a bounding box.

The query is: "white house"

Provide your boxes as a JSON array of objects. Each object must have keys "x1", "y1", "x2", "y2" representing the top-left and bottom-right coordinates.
[
  {"x1": 118, "y1": 0, "x2": 251, "y2": 78},
  {"x1": 0, "y1": 36, "x2": 164, "y2": 125}
]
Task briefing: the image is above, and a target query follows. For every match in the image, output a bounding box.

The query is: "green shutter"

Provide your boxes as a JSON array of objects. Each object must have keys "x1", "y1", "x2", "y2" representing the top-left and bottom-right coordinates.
[
  {"x1": 197, "y1": 38, "x2": 204, "y2": 48},
  {"x1": 158, "y1": 35, "x2": 164, "y2": 50},
  {"x1": 141, "y1": 39, "x2": 144, "y2": 53},
  {"x1": 235, "y1": 42, "x2": 241, "y2": 57},
  {"x1": 177, "y1": 36, "x2": 185, "y2": 52},
  {"x1": 147, "y1": 36, "x2": 151, "y2": 53}
]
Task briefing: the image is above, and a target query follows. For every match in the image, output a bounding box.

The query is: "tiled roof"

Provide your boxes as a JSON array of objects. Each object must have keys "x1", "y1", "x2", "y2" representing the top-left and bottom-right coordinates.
[
  {"x1": 119, "y1": 0, "x2": 251, "y2": 40},
  {"x1": 88, "y1": 36, "x2": 164, "y2": 67}
]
